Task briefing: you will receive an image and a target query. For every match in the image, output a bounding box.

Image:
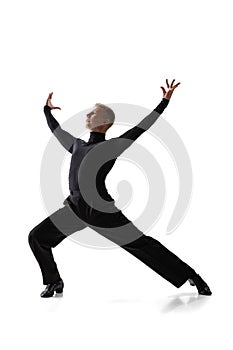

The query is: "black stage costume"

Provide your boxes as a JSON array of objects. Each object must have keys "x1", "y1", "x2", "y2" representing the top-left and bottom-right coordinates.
[{"x1": 29, "y1": 98, "x2": 197, "y2": 287}]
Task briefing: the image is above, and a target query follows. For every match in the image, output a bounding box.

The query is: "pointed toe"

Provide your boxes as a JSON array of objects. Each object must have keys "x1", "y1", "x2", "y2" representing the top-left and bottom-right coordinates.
[
  {"x1": 198, "y1": 286, "x2": 212, "y2": 296},
  {"x1": 190, "y1": 274, "x2": 212, "y2": 296}
]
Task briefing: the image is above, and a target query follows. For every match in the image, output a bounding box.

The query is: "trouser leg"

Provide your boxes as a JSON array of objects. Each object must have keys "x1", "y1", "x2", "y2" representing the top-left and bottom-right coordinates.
[
  {"x1": 121, "y1": 235, "x2": 196, "y2": 288},
  {"x1": 28, "y1": 205, "x2": 87, "y2": 284},
  {"x1": 89, "y1": 213, "x2": 196, "y2": 288}
]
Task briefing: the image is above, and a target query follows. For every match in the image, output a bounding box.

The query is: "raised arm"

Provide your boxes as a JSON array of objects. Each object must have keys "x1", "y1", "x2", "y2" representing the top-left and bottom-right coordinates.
[
  {"x1": 118, "y1": 79, "x2": 181, "y2": 141},
  {"x1": 44, "y1": 92, "x2": 75, "y2": 154}
]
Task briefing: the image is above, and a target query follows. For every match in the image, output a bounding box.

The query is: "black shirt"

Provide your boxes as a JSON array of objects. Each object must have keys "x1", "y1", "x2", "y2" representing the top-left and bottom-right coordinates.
[{"x1": 44, "y1": 98, "x2": 169, "y2": 209}]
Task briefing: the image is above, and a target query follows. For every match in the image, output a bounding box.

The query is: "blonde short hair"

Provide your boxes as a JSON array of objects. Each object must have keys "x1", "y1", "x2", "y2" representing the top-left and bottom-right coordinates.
[{"x1": 95, "y1": 103, "x2": 115, "y2": 129}]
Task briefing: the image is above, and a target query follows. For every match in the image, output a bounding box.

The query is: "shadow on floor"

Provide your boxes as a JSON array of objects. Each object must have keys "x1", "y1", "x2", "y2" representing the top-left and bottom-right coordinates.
[{"x1": 160, "y1": 292, "x2": 210, "y2": 313}]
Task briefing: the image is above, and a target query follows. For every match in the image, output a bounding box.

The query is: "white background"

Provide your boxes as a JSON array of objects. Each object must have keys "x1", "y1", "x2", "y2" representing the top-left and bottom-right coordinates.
[{"x1": 0, "y1": 0, "x2": 232, "y2": 349}]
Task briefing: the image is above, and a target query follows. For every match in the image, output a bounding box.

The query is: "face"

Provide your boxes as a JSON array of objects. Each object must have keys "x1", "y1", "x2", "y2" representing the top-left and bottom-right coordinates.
[{"x1": 86, "y1": 106, "x2": 108, "y2": 130}]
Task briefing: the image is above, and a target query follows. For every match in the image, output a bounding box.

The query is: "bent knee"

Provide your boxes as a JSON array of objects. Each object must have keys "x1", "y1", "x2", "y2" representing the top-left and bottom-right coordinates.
[
  {"x1": 28, "y1": 229, "x2": 35, "y2": 245},
  {"x1": 28, "y1": 227, "x2": 41, "y2": 245}
]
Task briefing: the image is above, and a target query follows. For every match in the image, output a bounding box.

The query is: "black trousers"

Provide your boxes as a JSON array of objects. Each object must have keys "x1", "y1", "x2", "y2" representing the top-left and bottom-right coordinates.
[{"x1": 28, "y1": 198, "x2": 196, "y2": 287}]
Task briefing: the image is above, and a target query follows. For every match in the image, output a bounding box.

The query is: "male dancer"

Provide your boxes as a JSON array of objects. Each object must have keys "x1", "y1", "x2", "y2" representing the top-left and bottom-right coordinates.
[{"x1": 28, "y1": 79, "x2": 212, "y2": 297}]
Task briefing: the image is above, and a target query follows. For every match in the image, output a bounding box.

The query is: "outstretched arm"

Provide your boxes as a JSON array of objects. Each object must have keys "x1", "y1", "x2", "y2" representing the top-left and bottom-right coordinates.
[
  {"x1": 118, "y1": 79, "x2": 181, "y2": 141},
  {"x1": 44, "y1": 92, "x2": 75, "y2": 154}
]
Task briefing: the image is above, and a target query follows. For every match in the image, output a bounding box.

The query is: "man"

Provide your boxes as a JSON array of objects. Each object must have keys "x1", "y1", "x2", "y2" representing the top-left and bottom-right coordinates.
[{"x1": 28, "y1": 79, "x2": 212, "y2": 298}]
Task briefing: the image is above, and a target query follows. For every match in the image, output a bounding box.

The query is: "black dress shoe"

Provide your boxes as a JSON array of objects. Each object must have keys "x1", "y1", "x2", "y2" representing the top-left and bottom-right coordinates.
[
  {"x1": 40, "y1": 279, "x2": 64, "y2": 298},
  {"x1": 189, "y1": 274, "x2": 212, "y2": 296}
]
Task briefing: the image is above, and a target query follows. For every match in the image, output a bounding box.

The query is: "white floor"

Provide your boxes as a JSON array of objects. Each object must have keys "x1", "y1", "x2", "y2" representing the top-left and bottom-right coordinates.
[{"x1": 1, "y1": 230, "x2": 231, "y2": 350}]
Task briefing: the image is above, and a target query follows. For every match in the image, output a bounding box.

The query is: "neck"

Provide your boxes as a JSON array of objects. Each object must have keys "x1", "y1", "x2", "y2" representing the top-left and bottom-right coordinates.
[
  {"x1": 90, "y1": 127, "x2": 106, "y2": 133},
  {"x1": 87, "y1": 130, "x2": 106, "y2": 144},
  {"x1": 90, "y1": 130, "x2": 106, "y2": 134}
]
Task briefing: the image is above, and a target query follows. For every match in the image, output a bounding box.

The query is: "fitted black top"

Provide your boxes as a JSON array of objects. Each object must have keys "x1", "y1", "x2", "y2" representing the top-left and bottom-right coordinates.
[{"x1": 44, "y1": 98, "x2": 169, "y2": 207}]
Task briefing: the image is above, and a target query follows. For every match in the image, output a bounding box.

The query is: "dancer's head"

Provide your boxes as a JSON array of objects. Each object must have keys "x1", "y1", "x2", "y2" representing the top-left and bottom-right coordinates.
[{"x1": 86, "y1": 103, "x2": 115, "y2": 133}]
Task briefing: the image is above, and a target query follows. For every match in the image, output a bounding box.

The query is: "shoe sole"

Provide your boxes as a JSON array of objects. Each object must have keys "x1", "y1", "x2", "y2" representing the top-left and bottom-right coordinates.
[{"x1": 40, "y1": 284, "x2": 64, "y2": 297}]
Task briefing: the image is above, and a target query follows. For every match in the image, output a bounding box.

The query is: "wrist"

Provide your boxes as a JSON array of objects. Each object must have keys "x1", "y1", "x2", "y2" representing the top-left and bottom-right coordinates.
[{"x1": 44, "y1": 105, "x2": 52, "y2": 110}]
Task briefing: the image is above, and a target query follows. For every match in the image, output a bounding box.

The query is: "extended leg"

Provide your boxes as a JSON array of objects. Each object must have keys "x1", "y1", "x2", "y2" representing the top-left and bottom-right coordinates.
[
  {"x1": 121, "y1": 234, "x2": 196, "y2": 288},
  {"x1": 88, "y1": 212, "x2": 197, "y2": 289}
]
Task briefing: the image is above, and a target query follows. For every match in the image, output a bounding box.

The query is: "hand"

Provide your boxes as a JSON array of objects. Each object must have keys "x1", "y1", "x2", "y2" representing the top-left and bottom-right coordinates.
[
  {"x1": 160, "y1": 79, "x2": 181, "y2": 100},
  {"x1": 46, "y1": 92, "x2": 61, "y2": 110}
]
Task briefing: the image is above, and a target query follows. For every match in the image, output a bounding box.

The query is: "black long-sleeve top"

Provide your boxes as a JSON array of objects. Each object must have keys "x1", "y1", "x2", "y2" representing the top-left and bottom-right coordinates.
[{"x1": 44, "y1": 98, "x2": 169, "y2": 207}]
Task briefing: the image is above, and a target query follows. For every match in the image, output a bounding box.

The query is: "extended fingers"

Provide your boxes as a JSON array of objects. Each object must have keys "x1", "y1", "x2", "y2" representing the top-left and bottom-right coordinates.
[
  {"x1": 171, "y1": 79, "x2": 175, "y2": 87},
  {"x1": 173, "y1": 82, "x2": 181, "y2": 88},
  {"x1": 166, "y1": 79, "x2": 181, "y2": 89},
  {"x1": 47, "y1": 92, "x2": 53, "y2": 100},
  {"x1": 46, "y1": 92, "x2": 52, "y2": 102},
  {"x1": 160, "y1": 86, "x2": 166, "y2": 94}
]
